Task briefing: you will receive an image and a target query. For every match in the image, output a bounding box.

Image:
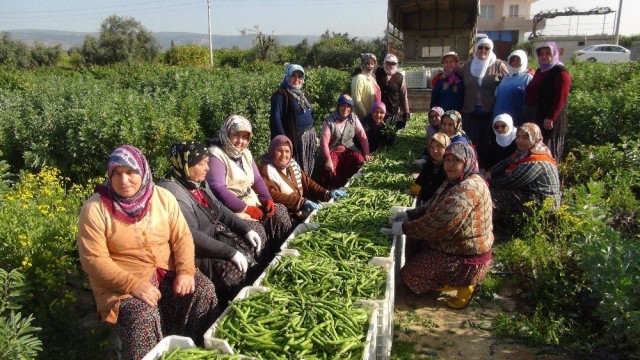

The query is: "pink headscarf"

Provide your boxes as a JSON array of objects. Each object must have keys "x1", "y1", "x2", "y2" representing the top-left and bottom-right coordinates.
[{"x1": 535, "y1": 42, "x2": 563, "y2": 72}]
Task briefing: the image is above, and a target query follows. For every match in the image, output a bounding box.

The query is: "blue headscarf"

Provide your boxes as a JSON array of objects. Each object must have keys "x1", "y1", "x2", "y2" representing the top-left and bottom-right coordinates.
[{"x1": 279, "y1": 64, "x2": 311, "y2": 112}]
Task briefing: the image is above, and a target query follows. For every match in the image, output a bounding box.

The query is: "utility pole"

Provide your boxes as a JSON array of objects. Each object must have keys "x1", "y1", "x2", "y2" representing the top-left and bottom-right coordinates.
[
  {"x1": 614, "y1": 0, "x2": 623, "y2": 45},
  {"x1": 207, "y1": 0, "x2": 213, "y2": 66}
]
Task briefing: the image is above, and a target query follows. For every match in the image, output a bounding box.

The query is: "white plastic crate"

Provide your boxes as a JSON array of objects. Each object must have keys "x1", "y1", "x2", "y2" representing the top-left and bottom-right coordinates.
[
  {"x1": 142, "y1": 336, "x2": 195, "y2": 360},
  {"x1": 404, "y1": 70, "x2": 431, "y2": 89}
]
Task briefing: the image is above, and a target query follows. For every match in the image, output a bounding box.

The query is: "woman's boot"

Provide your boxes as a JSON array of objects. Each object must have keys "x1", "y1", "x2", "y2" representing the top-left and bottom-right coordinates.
[{"x1": 445, "y1": 285, "x2": 477, "y2": 310}]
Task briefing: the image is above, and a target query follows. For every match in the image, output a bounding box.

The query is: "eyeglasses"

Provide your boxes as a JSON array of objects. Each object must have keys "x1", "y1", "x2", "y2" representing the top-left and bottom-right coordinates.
[
  {"x1": 478, "y1": 46, "x2": 491, "y2": 51},
  {"x1": 385, "y1": 62, "x2": 397, "y2": 66},
  {"x1": 493, "y1": 124, "x2": 508, "y2": 130}
]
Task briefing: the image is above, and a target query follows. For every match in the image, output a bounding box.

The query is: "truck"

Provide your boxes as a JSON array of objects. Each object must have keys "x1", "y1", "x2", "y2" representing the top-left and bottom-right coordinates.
[{"x1": 386, "y1": 0, "x2": 480, "y2": 112}]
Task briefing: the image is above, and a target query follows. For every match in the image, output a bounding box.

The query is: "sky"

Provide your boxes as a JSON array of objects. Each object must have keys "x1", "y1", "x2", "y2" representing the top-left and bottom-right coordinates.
[{"x1": 0, "y1": 0, "x2": 637, "y2": 38}]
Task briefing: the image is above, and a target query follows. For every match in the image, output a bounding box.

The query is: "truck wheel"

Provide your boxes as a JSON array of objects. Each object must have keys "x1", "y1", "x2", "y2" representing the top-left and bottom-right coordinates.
[{"x1": 587, "y1": 58, "x2": 597, "y2": 63}]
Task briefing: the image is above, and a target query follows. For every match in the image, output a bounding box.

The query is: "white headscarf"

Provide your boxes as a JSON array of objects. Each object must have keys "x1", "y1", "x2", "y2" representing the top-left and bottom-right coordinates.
[
  {"x1": 507, "y1": 49, "x2": 528, "y2": 75},
  {"x1": 470, "y1": 38, "x2": 497, "y2": 86},
  {"x1": 493, "y1": 114, "x2": 517, "y2": 147},
  {"x1": 384, "y1": 54, "x2": 399, "y2": 75}
]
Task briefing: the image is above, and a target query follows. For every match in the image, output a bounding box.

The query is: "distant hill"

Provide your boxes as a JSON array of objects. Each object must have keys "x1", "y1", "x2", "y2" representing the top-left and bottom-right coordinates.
[{"x1": 1, "y1": 30, "x2": 375, "y2": 50}]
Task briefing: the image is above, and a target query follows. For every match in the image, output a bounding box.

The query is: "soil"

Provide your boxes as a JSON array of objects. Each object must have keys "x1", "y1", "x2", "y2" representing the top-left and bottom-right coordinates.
[{"x1": 392, "y1": 283, "x2": 574, "y2": 360}]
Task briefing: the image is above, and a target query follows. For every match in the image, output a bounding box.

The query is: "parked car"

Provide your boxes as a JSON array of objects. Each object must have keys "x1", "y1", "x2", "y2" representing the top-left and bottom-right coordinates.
[{"x1": 574, "y1": 44, "x2": 630, "y2": 63}]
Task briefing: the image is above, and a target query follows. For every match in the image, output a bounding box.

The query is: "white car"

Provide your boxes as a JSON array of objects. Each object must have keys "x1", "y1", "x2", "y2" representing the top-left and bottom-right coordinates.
[{"x1": 574, "y1": 44, "x2": 630, "y2": 63}]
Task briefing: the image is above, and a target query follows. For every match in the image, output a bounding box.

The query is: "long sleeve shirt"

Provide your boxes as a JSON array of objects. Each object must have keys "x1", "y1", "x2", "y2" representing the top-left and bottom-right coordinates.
[
  {"x1": 489, "y1": 155, "x2": 561, "y2": 207},
  {"x1": 320, "y1": 114, "x2": 370, "y2": 161}
]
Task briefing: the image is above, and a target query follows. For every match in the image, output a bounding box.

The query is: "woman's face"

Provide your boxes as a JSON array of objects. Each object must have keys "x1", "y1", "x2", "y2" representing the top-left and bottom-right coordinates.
[
  {"x1": 188, "y1": 157, "x2": 209, "y2": 183},
  {"x1": 428, "y1": 111, "x2": 442, "y2": 127},
  {"x1": 110, "y1": 165, "x2": 142, "y2": 198},
  {"x1": 440, "y1": 117, "x2": 456, "y2": 137},
  {"x1": 476, "y1": 44, "x2": 491, "y2": 60},
  {"x1": 537, "y1": 47, "x2": 552, "y2": 65},
  {"x1": 274, "y1": 144, "x2": 292, "y2": 167},
  {"x1": 442, "y1": 56, "x2": 457, "y2": 72},
  {"x1": 515, "y1": 130, "x2": 533, "y2": 152},
  {"x1": 429, "y1": 142, "x2": 446, "y2": 162},
  {"x1": 364, "y1": 59, "x2": 376, "y2": 72},
  {"x1": 493, "y1": 121, "x2": 509, "y2": 135},
  {"x1": 372, "y1": 107, "x2": 385, "y2": 124},
  {"x1": 287, "y1": 70, "x2": 304, "y2": 88},
  {"x1": 230, "y1": 131, "x2": 251, "y2": 151},
  {"x1": 338, "y1": 104, "x2": 352, "y2": 118},
  {"x1": 444, "y1": 154, "x2": 465, "y2": 180},
  {"x1": 509, "y1": 56, "x2": 522, "y2": 68}
]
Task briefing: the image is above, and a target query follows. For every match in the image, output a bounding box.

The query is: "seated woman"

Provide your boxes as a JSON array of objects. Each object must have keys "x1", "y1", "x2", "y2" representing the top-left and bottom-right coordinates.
[
  {"x1": 206, "y1": 115, "x2": 293, "y2": 258},
  {"x1": 485, "y1": 122, "x2": 561, "y2": 217},
  {"x1": 482, "y1": 113, "x2": 517, "y2": 172},
  {"x1": 425, "y1": 106, "x2": 444, "y2": 141},
  {"x1": 77, "y1": 145, "x2": 218, "y2": 360},
  {"x1": 259, "y1": 135, "x2": 347, "y2": 222},
  {"x1": 158, "y1": 141, "x2": 265, "y2": 307},
  {"x1": 359, "y1": 101, "x2": 397, "y2": 153},
  {"x1": 439, "y1": 110, "x2": 471, "y2": 144},
  {"x1": 410, "y1": 133, "x2": 451, "y2": 206},
  {"x1": 388, "y1": 142, "x2": 493, "y2": 310},
  {"x1": 320, "y1": 94, "x2": 374, "y2": 188}
]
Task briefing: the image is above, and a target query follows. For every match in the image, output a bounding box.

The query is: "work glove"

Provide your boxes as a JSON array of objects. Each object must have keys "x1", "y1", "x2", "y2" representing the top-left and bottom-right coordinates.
[
  {"x1": 264, "y1": 199, "x2": 276, "y2": 218},
  {"x1": 245, "y1": 206, "x2": 264, "y2": 220},
  {"x1": 245, "y1": 230, "x2": 263, "y2": 252},
  {"x1": 391, "y1": 211, "x2": 409, "y2": 223},
  {"x1": 302, "y1": 200, "x2": 323, "y2": 212},
  {"x1": 409, "y1": 183, "x2": 421, "y2": 197},
  {"x1": 380, "y1": 222, "x2": 405, "y2": 236},
  {"x1": 230, "y1": 251, "x2": 248, "y2": 273},
  {"x1": 329, "y1": 189, "x2": 347, "y2": 200}
]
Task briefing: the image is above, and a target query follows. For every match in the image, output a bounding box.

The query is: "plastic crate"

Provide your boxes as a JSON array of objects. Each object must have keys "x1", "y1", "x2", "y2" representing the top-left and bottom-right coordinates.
[
  {"x1": 404, "y1": 70, "x2": 431, "y2": 89},
  {"x1": 142, "y1": 336, "x2": 195, "y2": 360}
]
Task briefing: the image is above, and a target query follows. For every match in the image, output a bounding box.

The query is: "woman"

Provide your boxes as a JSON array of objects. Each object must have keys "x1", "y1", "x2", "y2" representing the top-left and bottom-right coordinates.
[
  {"x1": 411, "y1": 133, "x2": 451, "y2": 206},
  {"x1": 360, "y1": 101, "x2": 396, "y2": 153},
  {"x1": 351, "y1": 53, "x2": 381, "y2": 119},
  {"x1": 493, "y1": 49, "x2": 533, "y2": 126},
  {"x1": 485, "y1": 123, "x2": 561, "y2": 217},
  {"x1": 77, "y1": 145, "x2": 218, "y2": 359},
  {"x1": 425, "y1": 106, "x2": 444, "y2": 141},
  {"x1": 483, "y1": 113, "x2": 517, "y2": 171},
  {"x1": 259, "y1": 135, "x2": 347, "y2": 222},
  {"x1": 388, "y1": 142, "x2": 493, "y2": 310},
  {"x1": 270, "y1": 64, "x2": 317, "y2": 174},
  {"x1": 320, "y1": 94, "x2": 373, "y2": 188},
  {"x1": 430, "y1": 51, "x2": 464, "y2": 112},
  {"x1": 439, "y1": 110, "x2": 470, "y2": 144},
  {"x1": 375, "y1": 53, "x2": 411, "y2": 129},
  {"x1": 207, "y1": 115, "x2": 293, "y2": 256},
  {"x1": 461, "y1": 38, "x2": 508, "y2": 169},
  {"x1": 158, "y1": 141, "x2": 265, "y2": 307},
  {"x1": 524, "y1": 42, "x2": 571, "y2": 162}
]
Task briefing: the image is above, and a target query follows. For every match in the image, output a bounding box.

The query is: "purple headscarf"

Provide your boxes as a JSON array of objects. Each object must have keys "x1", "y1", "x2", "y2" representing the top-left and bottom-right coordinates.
[
  {"x1": 535, "y1": 42, "x2": 563, "y2": 72},
  {"x1": 266, "y1": 135, "x2": 293, "y2": 170}
]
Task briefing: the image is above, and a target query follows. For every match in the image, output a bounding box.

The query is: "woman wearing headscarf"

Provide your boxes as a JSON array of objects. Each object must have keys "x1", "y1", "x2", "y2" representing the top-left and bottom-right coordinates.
[
  {"x1": 375, "y1": 53, "x2": 411, "y2": 129},
  {"x1": 259, "y1": 135, "x2": 347, "y2": 222},
  {"x1": 430, "y1": 51, "x2": 464, "y2": 112},
  {"x1": 270, "y1": 64, "x2": 317, "y2": 174},
  {"x1": 493, "y1": 49, "x2": 533, "y2": 126},
  {"x1": 320, "y1": 94, "x2": 373, "y2": 188},
  {"x1": 207, "y1": 115, "x2": 293, "y2": 257},
  {"x1": 483, "y1": 113, "x2": 517, "y2": 172},
  {"x1": 158, "y1": 141, "x2": 265, "y2": 307},
  {"x1": 386, "y1": 142, "x2": 493, "y2": 310},
  {"x1": 426, "y1": 106, "x2": 444, "y2": 141},
  {"x1": 77, "y1": 145, "x2": 218, "y2": 359},
  {"x1": 411, "y1": 133, "x2": 452, "y2": 206},
  {"x1": 461, "y1": 38, "x2": 508, "y2": 169},
  {"x1": 524, "y1": 42, "x2": 571, "y2": 162},
  {"x1": 485, "y1": 122, "x2": 561, "y2": 217},
  {"x1": 359, "y1": 101, "x2": 396, "y2": 153},
  {"x1": 439, "y1": 110, "x2": 471, "y2": 144},
  {"x1": 351, "y1": 53, "x2": 381, "y2": 119}
]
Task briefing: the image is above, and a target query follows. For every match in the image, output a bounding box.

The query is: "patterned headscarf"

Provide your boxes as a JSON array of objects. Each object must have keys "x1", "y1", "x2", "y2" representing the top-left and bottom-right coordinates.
[
  {"x1": 517, "y1": 122, "x2": 553, "y2": 158},
  {"x1": 429, "y1": 106, "x2": 444, "y2": 117},
  {"x1": 280, "y1": 64, "x2": 312, "y2": 112},
  {"x1": 427, "y1": 132, "x2": 451, "y2": 163},
  {"x1": 96, "y1": 145, "x2": 154, "y2": 222},
  {"x1": 441, "y1": 52, "x2": 462, "y2": 86},
  {"x1": 360, "y1": 53, "x2": 377, "y2": 74},
  {"x1": 493, "y1": 114, "x2": 517, "y2": 147},
  {"x1": 442, "y1": 110, "x2": 462, "y2": 133},
  {"x1": 371, "y1": 101, "x2": 386, "y2": 114},
  {"x1": 266, "y1": 135, "x2": 293, "y2": 170},
  {"x1": 218, "y1": 115, "x2": 253, "y2": 159},
  {"x1": 444, "y1": 141, "x2": 479, "y2": 182},
  {"x1": 169, "y1": 141, "x2": 211, "y2": 189},
  {"x1": 535, "y1": 42, "x2": 563, "y2": 72}
]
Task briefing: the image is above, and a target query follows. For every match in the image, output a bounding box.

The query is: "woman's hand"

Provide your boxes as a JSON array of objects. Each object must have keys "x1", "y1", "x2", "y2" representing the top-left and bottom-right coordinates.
[
  {"x1": 543, "y1": 118, "x2": 554, "y2": 130},
  {"x1": 132, "y1": 282, "x2": 161, "y2": 307},
  {"x1": 364, "y1": 154, "x2": 374, "y2": 161},
  {"x1": 173, "y1": 274, "x2": 195, "y2": 297}
]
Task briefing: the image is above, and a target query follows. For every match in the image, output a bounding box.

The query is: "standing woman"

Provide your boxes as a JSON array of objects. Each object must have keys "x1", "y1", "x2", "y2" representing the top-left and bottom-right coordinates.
[
  {"x1": 493, "y1": 50, "x2": 533, "y2": 126},
  {"x1": 524, "y1": 42, "x2": 571, "y2": 162},
  {"x1": 430, "y1": 51, "x2": 464, "y2": 112},
  {"x1": 461, "y1": 38, "x2": 508, "y2": 169},
  {"x1": 77, "y1": 145, "x2": 218, "y2": 359},
  {"x1": 158, "y1": 142, "x2": 265, "y2": 307},
  {"x1": 375, "y1": 54, "x2": 411, "y2": 129},
  {"x1": 270, "y1": 64, "x2": 317, "y2": 175},
  {"x1": 207, "y1": 115, "x2": 293, "y2": 256},
  {"x1": 351, "y1": 53, "x2": 381, "y2": 120}
]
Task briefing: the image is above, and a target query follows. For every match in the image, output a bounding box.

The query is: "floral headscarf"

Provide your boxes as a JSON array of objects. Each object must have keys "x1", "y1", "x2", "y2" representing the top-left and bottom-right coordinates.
[
  {"x1": 427, "y1": 132, "x2": 451, "y2": 163},
  {"x1": 493, "y1": 114, "x2": 517, "y2": 147},
  {"x1": 265, "y1": 135, "x2": 293, "y2": 170},
  {"x1": 95, "y1": 145, "x2": 154, "y2": 222},
  {"x1": 470, "y1": 38, "x2": 497, "y2": 85},
  {"x1": 507, "y1": 49, "x2": 529, "y2": 75},
  {"x1": 169, "y1": 141, "x2": 211, "y2": 189},
  {"x1": 441, "y1": 52, "x2": 462, "y2": 86},
  {"x1": 280, "y1": 64, "x2": 312, "y2": 112},
  {"x1": 218, "y1": 115, "x2": 253, "y2": 159},
  {"x1": 517, "y1": 122, "x2": 553, "y2": 158},
  {"x1": 444, "y1": 141, "x2": 479, "y2": 182},
  {"x1": 535, "y1": 42, "x2": 563, "y2": 72},
  {"x1": 442, "y1": 110, "x2": 462, "y2": 133},
  {"x1": 429, "y1": 106, "x2": 444, "y2": 117}
]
